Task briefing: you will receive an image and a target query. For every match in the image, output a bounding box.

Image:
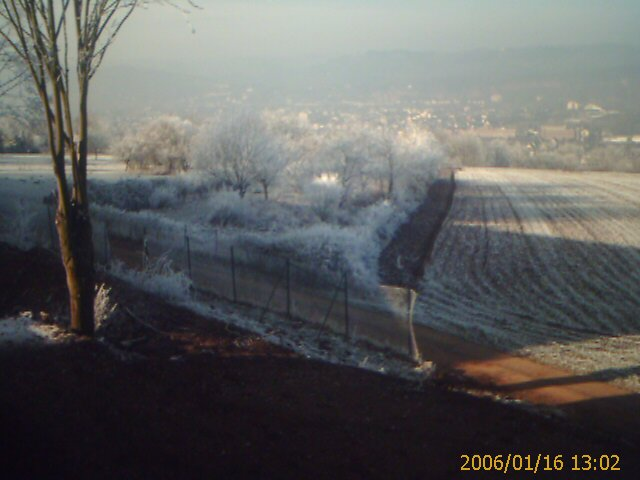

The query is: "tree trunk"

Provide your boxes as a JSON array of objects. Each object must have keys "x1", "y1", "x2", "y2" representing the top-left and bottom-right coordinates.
[{"x1": 56, "y1": 203, "x2": 95, "y2": 336}]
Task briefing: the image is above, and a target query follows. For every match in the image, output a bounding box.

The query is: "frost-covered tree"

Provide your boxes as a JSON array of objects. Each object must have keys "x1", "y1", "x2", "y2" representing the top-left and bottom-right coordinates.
[
  {"x1": 304, "y1": 172, "x2": 343, "y2": 221},
  {"x1": 382, "y1": 121, "x2": 440, "y2": 200},
  {"x1": 481, "y1": 139, "x2": 528, "y2": 167},
  {"x1": 192, "y1": 113, "x2": 287, "y2": 199},
  {"x1": 114, "y1": 115, "x2": 194, "y2": 174},
  {"x1": 333, "y1": 144, "x2": 366, "y2": 204},
  {"x1": 0, "y1": 114, "x2": 44, "y2": 152},
  {"x1": 440, "y1": 132, "x2": 487, "y2": 166},
  {"x1": 0, "y1": 37, "x2": 25, "y2": 97},
  {"x1": 320, "y1": 128, "x2": 368, "y2": 206},
  {"x1": 263, "y1": 110, "x2": 321, "y2": 192},
  {"x1": 87, "y1": 116, "x2": 112, "y2": 159},
  {"x1": 0, "y1": 0, "x2": 196, "y2": 335},
  {"x1": 0, "y1": 82, "x2": 47, "y2": 153},
  {"x1": 253, "y1": 143, "x2": 287, "y2": 200},
  {"x1": 364, "y1": 128, "x2": 398, "y2": 199}
]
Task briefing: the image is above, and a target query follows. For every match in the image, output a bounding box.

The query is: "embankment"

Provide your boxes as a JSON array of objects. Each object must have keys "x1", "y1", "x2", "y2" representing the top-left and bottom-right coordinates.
[{"x1": 378, "y1": 171, "x2": 456, "y2": 288}]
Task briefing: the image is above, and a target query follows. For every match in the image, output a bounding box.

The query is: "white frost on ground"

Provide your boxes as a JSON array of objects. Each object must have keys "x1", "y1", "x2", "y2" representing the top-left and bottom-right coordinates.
[
  {"x1": 416, "y1": 167, "x2": 640, "y2": 393},
  {"x1": 0, "y1": 154, "x2": 127, "y2": 249},
  {"x1": 0, "y1": 315, "x2": 72, "y2": 348},
  {"x1": 107, "y1": 263, "x2": 434, "y2": 383},
  {"x1": 0, "y1": 153, "x2": 422, "y2": 293},
  {"x1": 1, "y1": 153, "x2": 433, "y2": 382},
  {"x1": 521, "y1": 336, "x2": 640, "y2": 393}
]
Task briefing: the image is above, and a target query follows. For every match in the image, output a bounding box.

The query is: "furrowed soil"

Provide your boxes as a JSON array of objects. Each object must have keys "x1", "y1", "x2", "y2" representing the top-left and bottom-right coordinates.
[
  {"x1": 416, "y1": 168, "x2": 640, "y2": 392},
  {"x1": 1, "y1": 243, "x2": 639, "y2": 479}
]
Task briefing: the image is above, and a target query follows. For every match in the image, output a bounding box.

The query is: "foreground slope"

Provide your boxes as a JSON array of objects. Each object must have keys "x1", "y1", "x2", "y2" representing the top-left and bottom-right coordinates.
[{"x1": 4, "y1": 244, "x2": 639, "y2": 478}]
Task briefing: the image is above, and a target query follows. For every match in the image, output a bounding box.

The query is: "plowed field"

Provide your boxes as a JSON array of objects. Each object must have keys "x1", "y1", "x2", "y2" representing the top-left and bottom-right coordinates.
[{"x1": 416, "y1": 168, "x2": 640, "y2": 391}]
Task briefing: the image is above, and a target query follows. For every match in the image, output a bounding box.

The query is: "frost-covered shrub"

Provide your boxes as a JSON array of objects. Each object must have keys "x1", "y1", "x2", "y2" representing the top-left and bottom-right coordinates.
[
  {"x1": 205, "y1": 191, "x2": 316, "y2": 231},
  {"x1": 486, "y1": 140, "x2": 528, "y2": 167},
  {"x1": 90, "y1": 178, "x2": 156, "y2": 211},
  {"x1": 206, "y1": 191, "x2": 258, "y2": 228},
  {"x1": 441, "y1": 132, "x2": 486, "y2": 166},
  {"x1": 91, "y1": 175, "x2": 214, "y2": 212},
  {"x1": 0, "y1": 199, "x2": 43, "y2": 250},
  {"x1": 392, "y1": 128, "x2": 441, "y2": 202},
  {"x1": 323, "y1": 137, "x2": 367, "y2": 205},
  {"x1": 14, "y1": 200, "x2": 39, "y2": 249},
  {"x1": 114, "y1": 116, "x2": 194, "y2": 174},
  {"x1": 230, "y1": 198, "x2": 413, "y2": 292},
  {"x1": 304, "y1": 173, "x2": 344, "y2": 221},
  {"x1": 242, "y1": 223, "x2": 381, "y2": 290},
  {"x1": 355, "y1": 200, "x2": 409, "y2": 248},
  {"x1": 149, "y1": 184, "x2": 181, "y2": 209},
  {"x1": 93, "y1": 204, "x2": 188, "y2": 245},
  {"x1": 94, "y1": 284, "x2": 117, "y2": 330},
  {"x1": 535, "y1": 147, "x2": 582, "y2": 170},
  {"x1": 110, "y1": 259, "x2": 192, "y2": 302},
  {"x1": 584, "y1": 146, "x2": 636, "y2": 172}
]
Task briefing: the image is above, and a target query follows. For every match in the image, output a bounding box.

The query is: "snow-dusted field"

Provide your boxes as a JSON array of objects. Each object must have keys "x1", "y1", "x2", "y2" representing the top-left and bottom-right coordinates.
[
  {"x1": 416, "y1": 167, "x2": 640, "y2": 391},
  {"x1": 0, "y1": 154, "x2": 127, "y2": 249}
]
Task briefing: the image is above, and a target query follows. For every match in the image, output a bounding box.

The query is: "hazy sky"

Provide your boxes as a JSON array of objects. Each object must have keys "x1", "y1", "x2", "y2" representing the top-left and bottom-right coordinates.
[{"x1": 106, "y1": 0, "x2": 640, "y2": 68}]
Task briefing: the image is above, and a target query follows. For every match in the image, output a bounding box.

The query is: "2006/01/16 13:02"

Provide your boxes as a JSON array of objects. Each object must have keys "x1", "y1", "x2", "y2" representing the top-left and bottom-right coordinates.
[{"x1": 460, "y1": 453, "x2": 621, "y2": 473}]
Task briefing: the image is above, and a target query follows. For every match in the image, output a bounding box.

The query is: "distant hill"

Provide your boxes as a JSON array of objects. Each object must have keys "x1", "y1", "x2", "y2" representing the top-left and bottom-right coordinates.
[
  {"x1": 92, "y1": 66, "x2": 217, "y2": 116},
  {"x1": 92, "y1": 45, "x2": 640, "y2": 115},
  {"x1": 313, "y1": 45, "x2": 640, "y2": 104}
]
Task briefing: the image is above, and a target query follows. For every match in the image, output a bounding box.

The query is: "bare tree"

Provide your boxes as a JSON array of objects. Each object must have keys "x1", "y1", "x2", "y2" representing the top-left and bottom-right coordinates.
[
  {"x1": 192, "y1": 114, "x2": 286, "y2": 199},
  {"x1": 440, "y1": 132, "x2": 487, "y2": 166},
  {"x1": 0, "y1": 36, "x2": 25, "y2": 96},
  {"x1": 262, "y1": 110, "x2": 322, "y2": 194},
  {"x1": 365, "y1": 129, "x2": 397, "y2": 200},
  {"x1": 114, "y1": 115, "x2": 194, "y2": 174},
  {"x1": 0, "y1": 34, "x2": 37, "y2": 152},
  {"x1": 0, "y1": 1, "x2": 194, "y2": 335},
  {"x1": 328, "y1": 136, "x2": 366, "y2": 207}
]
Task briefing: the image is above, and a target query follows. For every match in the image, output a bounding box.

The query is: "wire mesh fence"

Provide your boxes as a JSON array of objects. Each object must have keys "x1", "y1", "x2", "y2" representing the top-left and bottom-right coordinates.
[{"x1": 45, "y1": 203, "x2": 422, "y2": 361}]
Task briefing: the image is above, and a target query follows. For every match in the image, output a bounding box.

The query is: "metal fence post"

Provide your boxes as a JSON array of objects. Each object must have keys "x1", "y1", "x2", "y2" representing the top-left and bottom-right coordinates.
[
  {"x1": 184, "y1": 225, "x2": 192, "y2": 279},
  {"x1": 285, "y1": 258, "x2": 291, "y2": 318},
  {"x1": 230, "y1": 246, "x2": 237, "y2": 302},
  {"x1": 407, "y1": 288, "x2": 420, "y2": 361},
  {"x1": 316, "y1": 281, "x2": 341, "y2": 341},
  {"x1": 344, "y1": 272, "x2": 350, "y2": 339}
]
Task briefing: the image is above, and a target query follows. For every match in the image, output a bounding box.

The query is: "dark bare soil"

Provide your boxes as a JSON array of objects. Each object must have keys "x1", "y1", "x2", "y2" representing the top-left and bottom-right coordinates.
[
  {"x1": 1, "y1": 243, "x2": 639, "y2": 479},
  {"x1": 379, "y1": 171, "x2": 455, "y2": 288}
]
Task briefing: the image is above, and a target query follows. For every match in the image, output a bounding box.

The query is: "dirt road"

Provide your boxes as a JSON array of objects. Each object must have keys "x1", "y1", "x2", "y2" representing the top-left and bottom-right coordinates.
[{"x1": 412, "y1": 322, "x2": 640, "y2": 443}]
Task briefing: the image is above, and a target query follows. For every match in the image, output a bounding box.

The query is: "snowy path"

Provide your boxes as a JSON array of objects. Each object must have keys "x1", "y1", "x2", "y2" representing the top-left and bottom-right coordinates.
[{"x1": 0, "y1": 316, "x2": 71, "y2": 348}]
